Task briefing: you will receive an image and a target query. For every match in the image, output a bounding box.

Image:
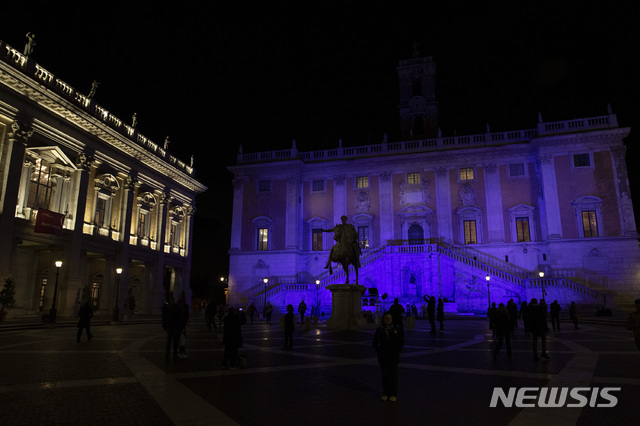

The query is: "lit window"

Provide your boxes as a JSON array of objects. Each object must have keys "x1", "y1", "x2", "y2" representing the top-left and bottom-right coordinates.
[
  {"x1": 258, "y1": 180, "x2": 271, "y2": 192},
  {"x1": 459, "y1": 168, "x2": 474, "y2": 181},
  {"x1": 95, "y1": 197, "x2": 107, "y2": 228},
  {"x1": 358, "y1": 226, "x2": 370, "y2": 249},
  {"x1": 581, "y1": 211, "x2": 599, "y2": 238},
  {"x1": 312, "y1": 229, "x2": 323, "y2": 251},
  {"x1": 463, "y1": 220, "x2": 477, "y2": 244},
  {"x1": 258, "y1": 228, "x2": 269, "y2": 250},
  {"x1": 407, "y1": 172, "x2": 421, "y2": 184},
  {"x1": 509, "y1": 163, "x2": 525, "y2": 177},
  {"x1": 356, "y1": 176, "x2": 369, "y2": 188},
  {"x1": 169, "y1": 222, "x2": 181, "y2": 247},
  {"x1": 91, "y1": 282, "x2": 101, "y2": 310},
  {"x1": 28, "y1": 158, "x2": 53, "y2": 209},
  {"x1": 573, "y1": 153, "x2": 591, "y2": 168},
  {"x1": 137, "y1": 211, "x2": 150, "y2": 238},
  {"x1": 516, "y1": 217, "x2": 531, "y2": 242},
  {"x1": 312, "y1": 180, "x2": 324, "y2": 192}
]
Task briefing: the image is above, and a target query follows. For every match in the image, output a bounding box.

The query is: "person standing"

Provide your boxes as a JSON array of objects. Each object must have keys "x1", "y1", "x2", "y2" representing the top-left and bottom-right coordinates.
[
  {"x1": 222, "y1": 307, "x2": 243, "y2": 369},
  {"x1": 436, "y1": 298, "x2": 444, "y2": 331},
  {"x1": 506, "y1": 299, "x2": 519, "y2": 333},
  {"x1": 520, "y1": 301, "x2": 530, "y2": 337},
  {"x1": 493, "y1": 303, "x2": 512, "y2": 360},
  {"x1": 298, "y1": 300, "x2": 307, "y2": 323},
  {"x1": 373, "y1": 312, "x2": 404, "y2": 402},
  {"x1": 530, "y1": 298, "x2": 549, "y2": 361},
  {"x1": 265, "y1": 301, "x2": 273, "y2": 324},
  {"x1": 283, "y1": 304, "x2": 295, "y2": 349},
  {"x1": 388, "y1": 298, "x2": 405, "y2": 331},
  {"x1": 426, "y1": 296, "x2": 436, "y2": 334},
  {"x1": 77, "y1": 300, "x2": 93, "y2": 342},
  {"x1": 569, "y1": 301, "x2": 580, "y2": 330},
  {"x1": 205, "y1": 302, "x2": 217, "y2": 331},
  {"x1": 627, "y1": 299, "x2": 640, "y2": 352},
  {"x1": 549, "y1": 300, "x2": 561, "y2": 331},
  {"x1": 177, "y1": 296, "x2": 189, "y2": 359},
  {"x1": 162, "y1": 292, "x2": 185, "y2": 361},
  {"x1": 487, "y1": 302, "x2": 498, "y2": 337},
  {"x1": 247, "y1": 302, "x2": 257, "y2": 324}
]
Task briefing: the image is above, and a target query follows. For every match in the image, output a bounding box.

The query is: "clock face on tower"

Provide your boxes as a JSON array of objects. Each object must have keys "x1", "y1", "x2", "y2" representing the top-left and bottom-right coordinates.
[{"x1": 408, "y1": 96, "x2": 427, "y2": 114}]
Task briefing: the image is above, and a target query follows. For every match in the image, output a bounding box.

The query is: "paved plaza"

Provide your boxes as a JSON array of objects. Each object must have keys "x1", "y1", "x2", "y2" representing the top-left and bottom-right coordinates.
[{"x1": 0, "y1": 314, "x2": 638, "y2": 426}]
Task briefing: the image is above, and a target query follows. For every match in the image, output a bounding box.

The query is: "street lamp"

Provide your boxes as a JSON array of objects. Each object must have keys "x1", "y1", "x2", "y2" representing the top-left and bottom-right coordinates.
[
  {"x1": 49, "y1": 260, "x2": 62, "y2": 323},
  {"x1": 112, "y1": 267, "x2": 123, "y2": 322},
  {"x1": 315, "y1": 279, "x2": 321, "y2": 316},
  {"x1": 485, "y1": 274, "x2": 491, "y2": 308},
  {"x1": 263, "y1": 277, "x2": 268, "y2": 314},
  {"x1": 539, "y1": 271, "x2": 545, "y2": 300}
]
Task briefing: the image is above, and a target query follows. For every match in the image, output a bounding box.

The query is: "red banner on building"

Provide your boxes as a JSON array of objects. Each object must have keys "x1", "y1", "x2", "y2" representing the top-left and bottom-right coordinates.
[{"x1": 34, "y1": 209, "x2": 65, "y2": 236}]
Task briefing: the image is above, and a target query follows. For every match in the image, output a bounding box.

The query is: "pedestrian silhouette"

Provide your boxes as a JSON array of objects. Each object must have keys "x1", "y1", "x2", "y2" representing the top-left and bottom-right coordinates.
[
  {"x1": 373, "y1": 312, "x2": 404, "y2": 402},
  {"x1": 76, "y1": 300, "x2": 93, "y2": 342},
  {"x1": 493, "y1": 303, "x2": 512, "y2": 360}
]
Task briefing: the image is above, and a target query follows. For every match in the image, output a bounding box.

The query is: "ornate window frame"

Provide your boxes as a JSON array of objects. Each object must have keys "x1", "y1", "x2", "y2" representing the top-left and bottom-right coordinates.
[
  {"x1": 253, "y1": 216, "x2": 274, "y2": 251},
  {"x1": 456, "y1": 205, "x2": 482, "y2": 244},
  {"x1": 571, "y1": 196, "x2": 603, "y2": 238},
  {"x1": 507, "y1": 204, "x2": 536, "y2": 242}
]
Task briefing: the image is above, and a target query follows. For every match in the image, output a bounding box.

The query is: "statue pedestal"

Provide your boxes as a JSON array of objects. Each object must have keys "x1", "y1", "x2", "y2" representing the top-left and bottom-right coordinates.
[{"x1": 326, "y1": 284, "x2": 367, "y2": 330}]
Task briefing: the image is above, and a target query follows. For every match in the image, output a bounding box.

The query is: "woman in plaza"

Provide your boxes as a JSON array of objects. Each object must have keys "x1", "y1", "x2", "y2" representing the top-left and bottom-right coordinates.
[{"x1": 373, "y1": 312, "x2": 404, "y2": 402}]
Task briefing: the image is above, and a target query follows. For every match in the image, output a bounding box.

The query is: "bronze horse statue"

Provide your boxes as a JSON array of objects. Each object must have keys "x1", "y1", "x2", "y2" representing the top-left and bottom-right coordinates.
[{"x1": 323, "y1": 216, "x2": 362, "y2": 284}]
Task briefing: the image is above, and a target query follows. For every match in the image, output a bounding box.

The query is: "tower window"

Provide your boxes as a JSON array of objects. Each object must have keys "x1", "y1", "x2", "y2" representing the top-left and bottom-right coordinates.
[
  {"x1": 573, "y1": 153, "x2": 591, "y2": 168},
  {"x1": 257, "y1": 228, "x2": 269, "y2": 250},
  {"x1": 312, "y1": 229, "x2": 323, "y2": 251},
  {"x1": 258, "y1": 180, "x2": 271, "y2": 192},
  {"x1": 312, "y1": 180, "x2": 324, "y2": 192},
  {"x1": 581, "y1": 211, "x2": 599, "y2": 238},
  {"x1": 459, "y1": 168, "x2": 474, "y2": 181},
  {"x1": 516, "y1": 217, "x2": 531, "y2": 242},
  {"x1": 356, "y1": 176, "x2": 369, "y2": 188},
  {"x1": 407, "y1": 172, "x2": 421, "y2": 184}
]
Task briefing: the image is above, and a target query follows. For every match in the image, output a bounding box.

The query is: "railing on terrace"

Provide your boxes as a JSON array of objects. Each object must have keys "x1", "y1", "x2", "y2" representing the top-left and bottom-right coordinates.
[
  {"x1": 0, "y1": 41, "x2": 194, "y2": 177},
  {"x1": 236, "y1": 114, "x2": 617, "y2": 164},
  {"x1": 249, "y1": 243, "x2": 603, "y2": 304},
  {"x1": 528, "y1": 277, "x2": 603, "y2": 302}
]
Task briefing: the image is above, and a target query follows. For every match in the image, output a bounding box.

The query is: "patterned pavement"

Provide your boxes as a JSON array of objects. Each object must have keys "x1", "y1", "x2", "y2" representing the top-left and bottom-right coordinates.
[{"x1": 0, "y1": 315, "x2": 638, "y2": 425}]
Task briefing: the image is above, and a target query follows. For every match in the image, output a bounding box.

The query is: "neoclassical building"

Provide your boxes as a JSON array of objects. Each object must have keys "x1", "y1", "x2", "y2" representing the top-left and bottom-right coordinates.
[
  {"x1": 227, "y1": 54, "x2": 640, "y2": 315},
  {"x1": 0, "y1": 40, "x2": 206, "y2": 318}
]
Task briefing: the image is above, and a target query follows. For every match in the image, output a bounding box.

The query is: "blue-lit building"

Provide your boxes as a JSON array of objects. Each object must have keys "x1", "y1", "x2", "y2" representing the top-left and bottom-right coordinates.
[{"x1": 227, "y1": 54, "x2": 639, "y2": 316}]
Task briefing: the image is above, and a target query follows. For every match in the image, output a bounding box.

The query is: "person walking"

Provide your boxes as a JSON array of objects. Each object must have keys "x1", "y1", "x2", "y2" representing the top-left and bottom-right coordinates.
[
  {"x1": 205, "y1": 302, "x2": 217, "y2": 331},
  {"x1": 76, "y1": 300, "x2": 93, "y2": 342},
  {"x1": 550, "y1": 300, "x2": 561, "y2": 331},
  {"x1": 283, "y1": 304, "x2": 295, "y2": 349},
  {"x1": 529, "y1": 298, "x2": 549, "y2": 361},
  {"x1": 177, "y1": 296, "x2": 189, "y2": 359},
  {"x1": 506, "y1": 299, "x2": 519, "y2": 333},
  {"x1": 520, "y1": 301, "x2": 530, "y2": 337},
  {"x1": 627, "y1": 299, "x2": 640, "y2": 353},
  {"x1": 487, "y1": 302, "x2": 498, "y2": 337},
  {"x1": 298, "y1": 300, "x2": 307, "y2": 323},
  {"x1": 162, "y1": 292, "x2": 185, "y2": 362},
  {"x1": 373, "y1": 312, "x2": 404, "y2": 402},
  {"x1": 569, "y1": 301, "x2": 580, "y2": 330},
  {"x1": 436, "y1": 298, "x2": 444, "y2": 331},
  {"x1": 493, "y1": 303, "x2": 512, "y2": 360},
  {"x1": 222, "y1": 307, "x2": 243, "y2": 369},
  {"x1": 426, "y1": 296, "x2": 436, "y2": 334},
  {"x1": 264, "y1": 301, "x2": 273, "y2": 324}
]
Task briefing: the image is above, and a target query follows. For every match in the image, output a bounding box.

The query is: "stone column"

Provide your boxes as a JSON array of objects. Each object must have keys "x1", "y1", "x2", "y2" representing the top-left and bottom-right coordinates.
[
  {"x1": 378, "y1": 171, "x2": 394, "y2": 245},
  {"x1": 333, "y1": 175, "x2": 347, "y2": 225},
  {"x1": 483, "y1": 163, "x2": 505, "y2": 242},
  {"x1": 537, "y1": 154, "x2": 562, "y2": 239},
  {"x1": 229, "y1": 178, "x2": 245, "y2": 251},
  {"x1": 0, "y1": 121, "x2": 32, "y2": 277},
  {"x1": 434, "y1": 167, "x2": 453, "y2": 242},
  {"x1": 610, "y1": 146, "x2": 638, "y2": 237},
  {"x1": 285, "y1": 176, "x2": 300, "y2": 250}
]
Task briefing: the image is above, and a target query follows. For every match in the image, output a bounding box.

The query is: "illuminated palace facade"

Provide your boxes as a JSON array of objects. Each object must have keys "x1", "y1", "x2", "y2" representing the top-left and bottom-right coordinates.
[
  {"x1": 0, "y1": 40, "x2": 206, "y2": 318},
  {"x1": 227, "y1": 55, "x2": 640, "y2": 315}
]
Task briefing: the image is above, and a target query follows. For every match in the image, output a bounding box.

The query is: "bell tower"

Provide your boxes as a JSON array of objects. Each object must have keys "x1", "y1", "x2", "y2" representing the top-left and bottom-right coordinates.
[{"x1": 397, "y1": 43, "x2": 438, "y2": 140}]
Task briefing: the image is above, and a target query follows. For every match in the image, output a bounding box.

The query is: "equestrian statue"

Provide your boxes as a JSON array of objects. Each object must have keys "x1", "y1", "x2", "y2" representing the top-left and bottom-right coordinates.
[{"x1": 322, "y1": 215, "x2": 362, "y2": 284}]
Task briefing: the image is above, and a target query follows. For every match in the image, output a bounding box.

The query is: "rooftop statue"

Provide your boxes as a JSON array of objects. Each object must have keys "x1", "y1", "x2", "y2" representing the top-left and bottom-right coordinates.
[
  {"x1": 23, "y1": 32, "x2": 36, "y2": 56},
  {"x1": 322, "y1": 215, "x2": 361, "y2": 284},
  {"x1": 88, "y1": 80, "x2": 100, "y2": 99}
]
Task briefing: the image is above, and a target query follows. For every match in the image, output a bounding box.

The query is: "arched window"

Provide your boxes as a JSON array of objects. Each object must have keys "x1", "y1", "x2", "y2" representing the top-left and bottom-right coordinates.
[
  {"x1": 408, "y1": 224, "x2": 424, "y2": 244},
  {"x1": 571, "y1": 196, "x2": 604, "y2": 238}
]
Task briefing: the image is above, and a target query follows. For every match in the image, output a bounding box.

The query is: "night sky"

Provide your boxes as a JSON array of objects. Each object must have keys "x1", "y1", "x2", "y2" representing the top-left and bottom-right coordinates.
[{"x1": 3, "y1": 2, "x2": 640, "y2": 296}]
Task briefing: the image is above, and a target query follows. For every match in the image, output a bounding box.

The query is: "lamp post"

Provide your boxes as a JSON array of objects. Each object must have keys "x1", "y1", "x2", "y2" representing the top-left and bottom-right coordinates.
[
  {"x1": 49, "y1": 260, "x2": 62, "y2": 323},
  {"x1": 539, "y1": 271, "x2": 545, "y2": 300},
  {"x1": 263, "y1": 277, "x2": 268, "y2": 315},
  {"x1": 485, "y1": 274, "x2": 491, "y2": 308},
  {"x1": 315, "y1": 279, "x2": 321, "y2": 316},
  {"x1": 112, "y1": 267, "x2": 123, "y2": 322}
]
